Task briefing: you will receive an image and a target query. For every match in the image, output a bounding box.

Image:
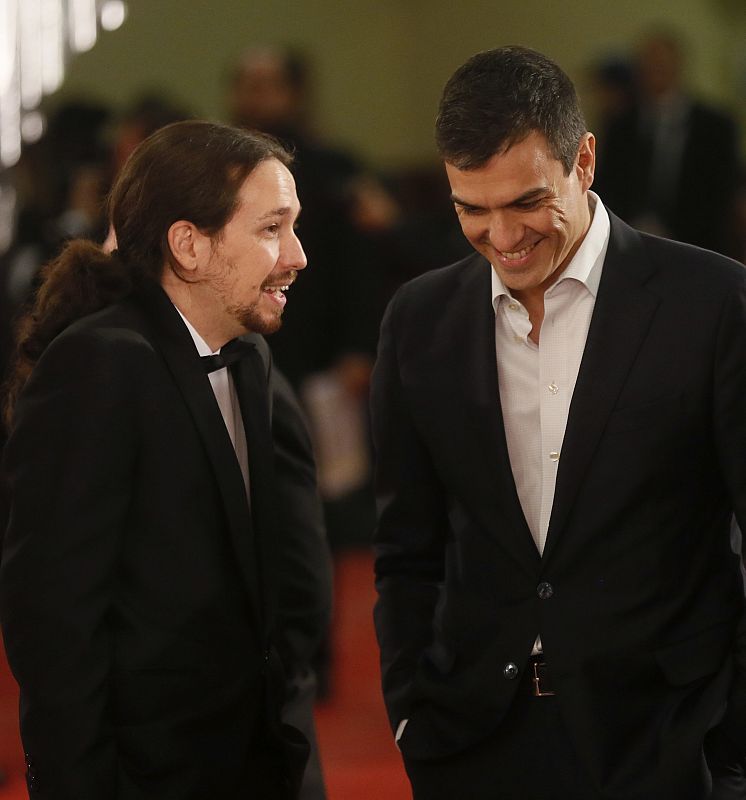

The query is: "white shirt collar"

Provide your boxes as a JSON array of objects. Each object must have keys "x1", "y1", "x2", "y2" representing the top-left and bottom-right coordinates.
[{"x1": 491, "y1": 190, "x2": 610, "y2": 309}]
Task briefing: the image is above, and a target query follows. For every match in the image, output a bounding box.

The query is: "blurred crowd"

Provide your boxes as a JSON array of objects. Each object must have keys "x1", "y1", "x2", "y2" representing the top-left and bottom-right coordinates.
[
  {"x1": 590, "y1": 28, "x2": 745, "y2": 260},
  {"x1": 0, "y1": 45, "x2": 471, "y2": 463}
]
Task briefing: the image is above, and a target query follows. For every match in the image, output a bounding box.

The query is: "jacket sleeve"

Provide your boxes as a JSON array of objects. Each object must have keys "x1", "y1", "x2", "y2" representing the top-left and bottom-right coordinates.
[
  {"x1": 370, "y1": 289, "x2": 449, "y2": 731},
  {"x1": 709, "y1": 274, "x2": 746, "y2": 761},
  {"x1": 270, "y1": 367, "x2": 332, "y2": 673},
  {"x1": 0, "y1": 330, "x2": 136, "y2": 798}
]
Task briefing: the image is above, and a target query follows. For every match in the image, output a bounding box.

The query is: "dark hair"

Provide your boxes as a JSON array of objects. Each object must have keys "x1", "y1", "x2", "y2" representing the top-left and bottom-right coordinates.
[
  {"x1": 111, "y1": 119, "x2": 291, "y2": 278},
  {"x1": 435, "y1": 46, "x2": 587, "y2": 174},
  {"x1": 3, "y1": 241, "x2": 131, "y2": 429},
  {"x1": 4, "y1": 120, "x2": 292, "y2": 427}
]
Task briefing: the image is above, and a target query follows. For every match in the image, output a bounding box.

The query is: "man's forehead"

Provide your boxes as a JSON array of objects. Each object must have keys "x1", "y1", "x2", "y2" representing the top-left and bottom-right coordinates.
[
  {"x1": 447, "y1": 133, "x2": 555, "y2": 174},
  {"x1": 237, "y1": 160, "x2": 299, "y2": 214}
]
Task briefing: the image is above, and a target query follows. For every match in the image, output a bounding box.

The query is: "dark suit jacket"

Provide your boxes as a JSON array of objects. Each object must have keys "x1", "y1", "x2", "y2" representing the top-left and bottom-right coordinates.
[
  {"x1": 371, "y1": 212, "x2": 746, "y2": 799},
  {"x1": 0, "y1": 281, "x2": 311, "y2": 799},
  {"x1": 272, "y1": 369, "x2": 332, "y2": 800}
]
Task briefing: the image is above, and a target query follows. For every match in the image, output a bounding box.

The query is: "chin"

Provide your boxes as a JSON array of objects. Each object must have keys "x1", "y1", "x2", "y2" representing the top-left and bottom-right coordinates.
[{"x1": 239, "y1": 310, "x2": 283, "y2": 336}]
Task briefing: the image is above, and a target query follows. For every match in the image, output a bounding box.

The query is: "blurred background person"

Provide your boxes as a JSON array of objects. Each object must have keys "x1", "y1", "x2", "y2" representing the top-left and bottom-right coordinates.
[
  {"x1": 0, "y1": 93, "x2": 189, "y2": 387},
  {"x1": 227, "y1": 45, "x2": 388, "y2": 699},
  {"x1": 594, "y1": 26, "x2": 742, "y2": 256},
  {"x1": 226, "y1": 44, "x2": 468, "y2": 548},
  {"x1": 585, "y1": 54, "x2": 637, "y2": 163},
  {"x1": 227, "y1": 45, "x2": 384, "y2": 402},
  {"x1": 0, "y1": 102, "x2": 112, "y2": 379}
]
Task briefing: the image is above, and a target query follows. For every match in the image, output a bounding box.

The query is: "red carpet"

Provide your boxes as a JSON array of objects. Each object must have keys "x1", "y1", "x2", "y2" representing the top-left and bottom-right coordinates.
[
  {"x1": 0, "y1": 549, "x2": 410, "y2": 799},
  {"x1": 315, "y1": 549, "x2": 411, "y2": 799}
]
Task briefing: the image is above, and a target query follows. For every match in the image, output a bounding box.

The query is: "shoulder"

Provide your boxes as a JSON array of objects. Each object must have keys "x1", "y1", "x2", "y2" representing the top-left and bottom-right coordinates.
[
  {"x1": 608, "y1": 211, "x2": 745, "y2": 296},
  {"x1": 385, "y1": 250, "x2": 488, "y2": 322},
  {"x1": 60, "y1": 297, "x2": 151, "y2": 347},
  {"x1": 641, "y1": 232, "x2": 744, "y2": 293},
  {"x1": 32, "y1": 297, "x2": 157, "y2": 394}
]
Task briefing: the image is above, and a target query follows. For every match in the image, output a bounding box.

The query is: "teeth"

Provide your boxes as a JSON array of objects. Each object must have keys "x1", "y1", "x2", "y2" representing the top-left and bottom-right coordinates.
[{"x1": 501, "y1": 242, "x2": 536, "y2": 260}]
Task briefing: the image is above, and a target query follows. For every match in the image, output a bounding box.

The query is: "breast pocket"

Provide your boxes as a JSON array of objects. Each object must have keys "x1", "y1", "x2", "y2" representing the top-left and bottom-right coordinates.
[{"x1": 604, "y1": 393, "x2": 692, "y2": 436}]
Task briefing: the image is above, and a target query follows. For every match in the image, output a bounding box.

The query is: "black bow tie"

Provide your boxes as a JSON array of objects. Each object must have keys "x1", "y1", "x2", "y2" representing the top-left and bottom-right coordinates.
[{"x1": 201, "y1": 339, "x2": 256, "y2": 374}]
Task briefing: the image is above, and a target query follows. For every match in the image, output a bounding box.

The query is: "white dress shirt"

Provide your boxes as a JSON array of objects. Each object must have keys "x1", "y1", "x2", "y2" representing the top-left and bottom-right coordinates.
[
  {"x1": 492, "y1": 192, "x2": 609, "y2": 655},
  {"x1": 397, "y1": 194, "x2": 610, "y2": 740},
  {"x1": 492, "y1": 192, "x2": 610, "y2": 556},
  {"x1": 175, "y1": 309, "x2": 250, "y2": 496}
]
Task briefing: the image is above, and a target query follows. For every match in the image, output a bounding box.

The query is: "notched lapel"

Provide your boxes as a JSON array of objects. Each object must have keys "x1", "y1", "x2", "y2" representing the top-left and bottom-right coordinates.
[
  {"x1": 232, "y1": 344, "x2": 279, "y2": 631},
  {"x1": 442, "y1": 260, "x2": 539, "y2": 573},
  {"x1": 543, "y1": 216, "x2": 661, "y2": 561}
]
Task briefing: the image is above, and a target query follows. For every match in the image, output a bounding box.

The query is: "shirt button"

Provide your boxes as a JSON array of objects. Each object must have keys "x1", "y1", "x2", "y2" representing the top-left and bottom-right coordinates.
[
  {"x1": 549, "y1": 451, "x2": 560, "y2": 462},
  {"x1": 514, "y1": 335, "x2": 523, "y2": 344},
  {"x1": 537, "y1": 581, "x2": 554, "y2": 600},
  {"x1": 508, "y1": 302, "x2": 519, "y2": 311},
  {"x1": 503, "y1": 662, "x2": 519, "y2": 680},
  {"x1": 548, "y1": 382, "x2": 559, "y2": 395}
]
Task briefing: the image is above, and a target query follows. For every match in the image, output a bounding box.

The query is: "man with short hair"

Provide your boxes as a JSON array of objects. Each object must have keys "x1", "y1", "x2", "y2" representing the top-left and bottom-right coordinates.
[
  {"x1": 371, "y1": 46, "x2": 746, "y2": 799},
  {"x1": 0, "y1": 120, "x2": 321, "y2": 799}
]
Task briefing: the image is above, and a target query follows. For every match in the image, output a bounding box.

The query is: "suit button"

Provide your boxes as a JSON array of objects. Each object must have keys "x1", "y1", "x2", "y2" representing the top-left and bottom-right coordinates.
[
  {"x1": 503, "y1": 662, "x2": 519, "y2": 680},
  {"x1": 537, "y1": 581, "x2": 554, "y2": 600}
]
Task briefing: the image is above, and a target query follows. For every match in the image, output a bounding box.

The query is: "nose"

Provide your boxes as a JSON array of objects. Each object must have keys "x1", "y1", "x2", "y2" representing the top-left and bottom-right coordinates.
[
  {"x1": 282, "y1": 229, "x2": 308, "y2": 271},
  {"x1": 487, "y1": 212, "x2": 525, "y2": 253}
]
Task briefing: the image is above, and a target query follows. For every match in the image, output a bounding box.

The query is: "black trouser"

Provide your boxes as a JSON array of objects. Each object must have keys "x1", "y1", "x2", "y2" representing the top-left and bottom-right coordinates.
[
  {"x1": 403, "y1": 663, "x2": 746, "y2": 800},
  {"x1": 403, "y1": 660, "x2": 597, "y2": 800}
]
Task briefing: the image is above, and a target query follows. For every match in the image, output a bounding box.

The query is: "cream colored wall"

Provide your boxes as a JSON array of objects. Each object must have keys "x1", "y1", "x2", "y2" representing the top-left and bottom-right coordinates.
[
  {"x1": 402, "y1": 0, "x2": 745, "y2": 153},
  {"x1": 51, "y1": 0, "x2": 745, "y2": 168}
]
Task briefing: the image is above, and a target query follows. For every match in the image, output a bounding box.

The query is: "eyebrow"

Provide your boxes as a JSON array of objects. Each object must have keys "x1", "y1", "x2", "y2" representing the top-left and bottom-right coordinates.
[
  {"x1": 256, "y1": 204, "x2": 302, "y2": 222},
  {"x1": 450, "y1": 187, "x2": 550, "y2": 211}
]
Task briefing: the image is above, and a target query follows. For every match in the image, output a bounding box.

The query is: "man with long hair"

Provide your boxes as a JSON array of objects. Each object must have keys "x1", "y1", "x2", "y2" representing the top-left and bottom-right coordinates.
[{"x1": 1, "y1": 120, "x2": 316, "y2": 798}]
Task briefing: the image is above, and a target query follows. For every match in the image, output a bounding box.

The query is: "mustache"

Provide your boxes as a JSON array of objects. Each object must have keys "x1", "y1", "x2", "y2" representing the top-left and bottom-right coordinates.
[{"x1": 261, "y1": 270, "x2": 298, "y2": 289}]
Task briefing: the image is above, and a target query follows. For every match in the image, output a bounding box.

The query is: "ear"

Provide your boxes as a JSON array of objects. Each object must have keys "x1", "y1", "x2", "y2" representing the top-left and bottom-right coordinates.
[
  {"x1": 166, "y1": 220, "x2": 211, "y2": 276},
  {"x1": 575, "y1": 132, "x2": 596, "y2": 191}
]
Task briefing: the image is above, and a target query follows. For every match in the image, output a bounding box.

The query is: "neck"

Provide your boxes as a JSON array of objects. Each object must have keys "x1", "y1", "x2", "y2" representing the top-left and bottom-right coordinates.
[{"x1": 160, "y1": 272, "x2": 237, "y2": 351}]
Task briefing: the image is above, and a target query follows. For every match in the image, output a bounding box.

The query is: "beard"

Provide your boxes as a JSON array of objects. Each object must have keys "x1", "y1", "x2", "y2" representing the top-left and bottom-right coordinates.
[
  {"x1": 221, "y1": 266, "x2": 297, "y2": 336},
  {"x1": 228, "y1": 298, "x2": 284, "y2": 336}
]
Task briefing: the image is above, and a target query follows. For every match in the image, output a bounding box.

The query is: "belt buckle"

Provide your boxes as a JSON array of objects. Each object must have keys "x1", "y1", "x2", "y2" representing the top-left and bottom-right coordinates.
[{"x1": 532, "y1": 660, "x2": 555, "y2": 697}]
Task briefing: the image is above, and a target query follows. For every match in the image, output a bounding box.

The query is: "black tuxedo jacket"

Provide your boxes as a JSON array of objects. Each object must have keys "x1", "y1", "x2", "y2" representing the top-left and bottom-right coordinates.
[
  {"x1": 371, "y1": 212, "x2": 746, "y2": 799},
  {"x1": 0, "y1": 282, "x2": 314, "y2": 799}
]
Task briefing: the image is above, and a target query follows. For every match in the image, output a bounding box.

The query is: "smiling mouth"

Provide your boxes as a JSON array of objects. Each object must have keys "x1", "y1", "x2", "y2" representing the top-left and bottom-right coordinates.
[
  {"x1": 262, "y1": 270, "x2": 297, "y2": 295},
  {"x1": 261, "y1": 271, "x2": 297, "y2": 307},
  {"x1": 499, "y1": 241, "x2": 539, "y2": 261}
]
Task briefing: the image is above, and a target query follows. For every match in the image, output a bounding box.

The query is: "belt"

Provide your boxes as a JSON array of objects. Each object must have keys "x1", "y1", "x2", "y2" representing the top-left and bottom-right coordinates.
[{"x1": 529, "y1": 655, "x2": 556, "y2": 697}]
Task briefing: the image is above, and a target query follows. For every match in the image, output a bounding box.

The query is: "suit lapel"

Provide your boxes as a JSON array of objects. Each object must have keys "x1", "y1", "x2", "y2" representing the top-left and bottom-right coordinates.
[
  {"x1": 450, "y1": 258, "x2": 540, "y2": 573},
  {"x1": 543, "y1": 214, "x2": 660, "y2": 561},
  {"x1": 231, "y1": 344, "x2": 279, "y2": 634},
  {"x1": 135, "y1": 283, "x2": 265, "y2": 630}
]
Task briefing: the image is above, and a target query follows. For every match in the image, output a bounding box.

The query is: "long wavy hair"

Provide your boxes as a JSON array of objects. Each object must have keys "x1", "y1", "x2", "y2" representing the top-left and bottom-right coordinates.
[{"x1": 3, "y1": 120, "x2": 291, "y2": 429}]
